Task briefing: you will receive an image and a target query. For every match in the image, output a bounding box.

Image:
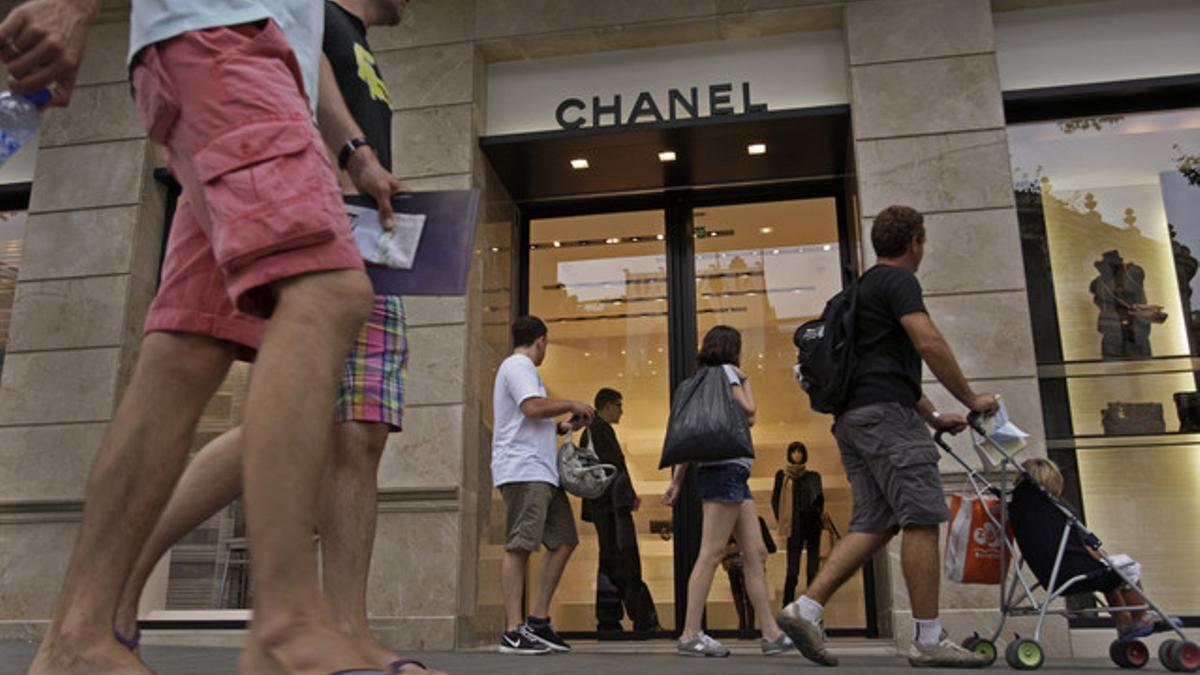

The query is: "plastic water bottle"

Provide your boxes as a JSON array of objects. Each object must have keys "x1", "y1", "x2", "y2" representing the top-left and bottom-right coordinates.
[{"x1": 0, "y1": 88, "x2": 51, "y2": 168}]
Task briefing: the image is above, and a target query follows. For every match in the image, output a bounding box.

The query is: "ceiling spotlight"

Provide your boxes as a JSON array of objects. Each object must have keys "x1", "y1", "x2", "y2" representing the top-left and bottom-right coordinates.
[
  {"x1": 658, "y1": 150, "x2": 677, "y2": 162},
  {"x1": 656, "y1": 234, "x2": 665, "y2": 241},
  {"x1": 747, "y1": 143, "x2": 766, "y2": 155},
  {"x1": 490, "y1": 246, "x2": 500, "y2": 253},
  {"x1": 708, "y1": 231, "x2": 718, "y2": 237},
  {"x1": 823, "y1": 244, "x2": 832, "y2": 251},
  {"x1": 570, "y1": 158, "x2": 589, "y2": 169},
  {"x1": 553, "y1": 240, "x2": 562, "y2": 248},
  {"x1": 759, "y1": 227, "x2": 773, "y2": 234},
  {"x1": 605, "y1": 237, "x2": 620, "y2": 244}
]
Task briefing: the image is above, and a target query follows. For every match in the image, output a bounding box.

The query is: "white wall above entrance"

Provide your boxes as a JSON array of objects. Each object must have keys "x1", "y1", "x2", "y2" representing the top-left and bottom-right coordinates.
[{"x1": 485, "y1": 32, "x2": 848, "y2": 137}]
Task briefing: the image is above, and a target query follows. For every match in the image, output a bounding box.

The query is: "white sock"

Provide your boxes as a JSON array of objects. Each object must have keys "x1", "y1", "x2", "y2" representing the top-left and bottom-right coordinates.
[
  {"x1": 914, "y1": 618, "x2": 942, "y2": 647},
  {"x1": 795, "y1": 595, "x2": 824, "y2": 623}
]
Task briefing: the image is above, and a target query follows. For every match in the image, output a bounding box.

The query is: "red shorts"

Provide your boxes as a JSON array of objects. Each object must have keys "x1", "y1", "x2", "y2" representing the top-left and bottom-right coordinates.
[{"x1": 132, "y1": 20, "x2": 363, "y2": 355}]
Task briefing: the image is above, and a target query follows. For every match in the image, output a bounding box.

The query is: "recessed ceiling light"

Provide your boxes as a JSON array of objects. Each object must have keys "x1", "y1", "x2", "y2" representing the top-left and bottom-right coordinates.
[
  {"x1": 553, "y1": 240, "x2": 562, "y2": 248},
  {"x1": 605, "y1": 237, "x2": 619, "y2": 244},
  {"x1": 759, "y1": 227, "x2": 773, "y2": 234},
  {"x1": 570, "y1": 158, "x2": 589, "y2": 169},
  {"x1": 823, "y1": 244, "x2": 832, "y2": 251},
  {"x1": 658, "y1": 151, "x2": 677, "y2": 162},
  {"x1": 656, "y1": 234, "x2": 665, "y2": 241},
  {"x1": 747, "y1": 143, "x2": 766, "y2": 155},
  {"x1": 708, "y1": 231, "x2": 718, "y2": 237}
]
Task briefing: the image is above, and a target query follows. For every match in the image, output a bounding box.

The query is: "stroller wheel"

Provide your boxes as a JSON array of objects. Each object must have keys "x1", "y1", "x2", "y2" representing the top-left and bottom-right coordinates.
[
  {"x1": 1005, "y1": 638, "x2": 1044, "y2": 671},
  {"x1": 962, "y1": 636, "x2": 997, "y2": 666},
  {"x1": 1160, "y1": 639, "x2": 1180, "y2": 671},
  {"x1": 1172, "y1": 640, "x2": 1200, "y2": 673},
  {"x1": 1110, "y1": 639, "x2": 1149, "y2": 669}
]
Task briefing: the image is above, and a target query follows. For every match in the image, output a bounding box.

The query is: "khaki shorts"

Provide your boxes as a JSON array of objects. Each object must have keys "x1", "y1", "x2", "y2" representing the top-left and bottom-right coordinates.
[
  {"x1": 499, "y1": 481, "x2": 579, "y2": 552},
  {"x1": 835, "y1": 402, "x2": 951, "y2": 533}
]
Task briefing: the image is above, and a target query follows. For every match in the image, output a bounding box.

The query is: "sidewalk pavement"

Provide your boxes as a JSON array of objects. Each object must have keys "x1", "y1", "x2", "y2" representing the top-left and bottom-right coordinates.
[{"x1": 0, "y1": 639, "x2": 1121, "y2": 674}]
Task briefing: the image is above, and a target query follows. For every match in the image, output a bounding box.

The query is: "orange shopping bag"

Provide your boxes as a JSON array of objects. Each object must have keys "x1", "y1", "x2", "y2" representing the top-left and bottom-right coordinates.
[{"x1": 944, "y1": 494, "x2": 1012, "y2": 584}]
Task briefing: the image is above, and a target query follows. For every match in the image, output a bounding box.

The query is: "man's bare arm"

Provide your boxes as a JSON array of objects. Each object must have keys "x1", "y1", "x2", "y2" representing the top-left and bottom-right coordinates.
[
  {"x1": 315, "y1": 53, "x2": 407, "y2": 228},
  {"x1": 0, "y1": 0, "x2": 101, "y2": 106},
  {"x1": 901, "y1": 312, "x2": 998, "y2": 416}
]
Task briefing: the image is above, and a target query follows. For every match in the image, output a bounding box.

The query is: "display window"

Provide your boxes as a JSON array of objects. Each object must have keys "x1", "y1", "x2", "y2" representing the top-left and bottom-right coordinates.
[{"x1": 1010, "y1": 106, "x2": 1200, "y2": 618}]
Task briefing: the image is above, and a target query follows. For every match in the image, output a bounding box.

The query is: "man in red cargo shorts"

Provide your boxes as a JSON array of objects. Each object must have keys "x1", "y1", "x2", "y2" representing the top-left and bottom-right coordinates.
[{"x1": 1, "y1": 1, "x2": 391, "y2": 673}]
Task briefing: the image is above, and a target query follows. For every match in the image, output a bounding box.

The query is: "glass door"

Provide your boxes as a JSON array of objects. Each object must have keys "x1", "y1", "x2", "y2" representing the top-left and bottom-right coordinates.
[
  {"x1": 520, "y1": 192, "x2": 871, "y2": 638},
  {"x1": 691, "y1": 198, "x2": 866, "y2": 634},
  {"x1": 526, "y1": 209, "x2": 675, "y2": 634}
]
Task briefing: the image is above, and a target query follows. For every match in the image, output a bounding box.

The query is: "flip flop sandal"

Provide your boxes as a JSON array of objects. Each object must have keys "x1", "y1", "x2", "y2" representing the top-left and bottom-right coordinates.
[
  {"x1": 114, "y1": 628, "x2": 141, "y2": 651},
  {"x1": 391, "y1": 659, "x2": 428, "y2": 673}
]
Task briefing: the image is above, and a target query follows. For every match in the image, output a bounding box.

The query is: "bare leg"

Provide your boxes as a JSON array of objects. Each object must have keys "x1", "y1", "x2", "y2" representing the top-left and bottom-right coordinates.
[
  {"x1": 529, "y1": 544, "x2": 575, "y2": 619},
  {"x1": 682, "y1": 502, "x2": 741, "y2": 638},
  {"x1": 502, "y1": 550, "x2": 531, "y2": 631},
  {"x1": 901, "y1": 525, "x2": 941, "y2": 620},
  {"x1": 237, "y1": 269, "x2": 377, "y2": 675},
  {"x1": 733, "y1": 501, "x2": 783, "y2": 640},
  {"x1": 319, "y1": 421, "x2": 395, "y2": 665},
  {"x1": 803, "y1": 530, "x2": 893, "y2": 606},
  {"x1": 28, "y1": 333, "x2": 237, "y2": 675},
  {"x1": 114, "y1": 427, "x2": 245, "y2": 640}
]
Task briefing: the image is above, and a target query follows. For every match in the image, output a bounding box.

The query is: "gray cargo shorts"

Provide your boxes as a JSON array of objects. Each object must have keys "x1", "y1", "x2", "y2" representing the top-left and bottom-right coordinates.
[
  {"x1": 835, "y1": 402, "x2": 951, "y2": 533},
  {"x1": 499, "y1": 481, "x2": 579, "y2": 552}
]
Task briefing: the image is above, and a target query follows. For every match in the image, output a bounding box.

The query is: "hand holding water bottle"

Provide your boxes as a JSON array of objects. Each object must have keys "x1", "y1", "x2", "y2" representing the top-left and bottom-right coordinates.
[
  {"x1": 0, "y1": 86, "x2": 49, "y2": 167},
  {"x1": 0, "y1": 0, "x2": 100, "y2": 107}
]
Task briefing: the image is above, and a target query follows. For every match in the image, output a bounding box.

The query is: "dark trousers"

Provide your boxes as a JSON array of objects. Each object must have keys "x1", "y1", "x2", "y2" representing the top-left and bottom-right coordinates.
[
  {"x1": 593, "y1": 509, "x2": 659, "y2": 630},
  {"x1": 782, "y1": 526, "x2": 822, "y2": 606}
]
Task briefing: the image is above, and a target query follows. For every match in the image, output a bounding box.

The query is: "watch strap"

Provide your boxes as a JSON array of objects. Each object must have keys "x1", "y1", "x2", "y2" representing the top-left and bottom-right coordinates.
[{"x1": 338, "y1": 137, "x2": 370, "y2": 170}]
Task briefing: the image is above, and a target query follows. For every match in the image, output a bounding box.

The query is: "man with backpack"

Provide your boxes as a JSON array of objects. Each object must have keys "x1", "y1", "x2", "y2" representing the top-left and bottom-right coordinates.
[{"x1": 780, "y1": 205, "x2": 1000, "y2": 668}]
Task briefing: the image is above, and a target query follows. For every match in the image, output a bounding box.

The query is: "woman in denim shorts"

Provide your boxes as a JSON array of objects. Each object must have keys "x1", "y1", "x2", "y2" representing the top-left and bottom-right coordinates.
[{"x1": 663, "y1": 326, "x2": 795, "y2": 658}]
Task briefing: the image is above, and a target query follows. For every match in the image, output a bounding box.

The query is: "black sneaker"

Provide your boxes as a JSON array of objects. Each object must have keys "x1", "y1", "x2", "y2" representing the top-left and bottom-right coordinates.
[
  {"x1": 524, "y1": 617, "x2": 571, "y2": 652},
  {"x1": 499, "y1": 627, "x2": 551, "y2": 656}
]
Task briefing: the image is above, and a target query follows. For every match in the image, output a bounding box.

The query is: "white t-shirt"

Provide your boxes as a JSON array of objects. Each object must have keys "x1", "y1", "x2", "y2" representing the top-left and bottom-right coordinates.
[
  {"x1": 701, "y1": 364, "x2": 753, "y2": 470},
  {"x1": 129, "y1": 1, "x2": 324, "y2": 115},
  {"x1": 491, "y1": 354, "x2": 559, "y2": 488}
]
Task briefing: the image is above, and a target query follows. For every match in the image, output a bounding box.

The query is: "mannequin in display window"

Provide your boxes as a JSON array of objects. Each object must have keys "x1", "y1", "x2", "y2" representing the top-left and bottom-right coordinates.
[
  {"x1": 771, "y1": 442, "x2": 825, "y2": 606},
  {"x1": 1089, "y1": 249, "x2": 1166, "y2": 359}
]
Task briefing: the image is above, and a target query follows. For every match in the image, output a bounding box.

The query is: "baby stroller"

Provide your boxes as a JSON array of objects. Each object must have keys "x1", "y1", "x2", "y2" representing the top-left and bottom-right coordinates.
[{"x1": 932, "y1": 416, "x2": 1199, "y2": 671}]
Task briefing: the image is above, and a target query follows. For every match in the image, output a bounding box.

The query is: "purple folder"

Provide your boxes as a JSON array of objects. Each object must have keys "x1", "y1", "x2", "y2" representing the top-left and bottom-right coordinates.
[{"x1": 345, "y1": 190, "x2": 479, "y2": 296}]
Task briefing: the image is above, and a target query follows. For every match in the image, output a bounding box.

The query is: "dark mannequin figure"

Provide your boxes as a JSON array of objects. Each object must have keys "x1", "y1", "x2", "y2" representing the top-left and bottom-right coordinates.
[
  {"x1": 1089, "y1": 250, "x2": 1163, "y2": 359},
  {"x1": 771, "y1": 442, "x2": 825, "y2": 606}
]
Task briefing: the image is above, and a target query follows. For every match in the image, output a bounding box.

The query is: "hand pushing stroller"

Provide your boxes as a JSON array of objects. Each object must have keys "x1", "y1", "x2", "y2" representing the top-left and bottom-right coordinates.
[{"x1": 932, "y1": 417, "x2": 1198, "y2": 671}]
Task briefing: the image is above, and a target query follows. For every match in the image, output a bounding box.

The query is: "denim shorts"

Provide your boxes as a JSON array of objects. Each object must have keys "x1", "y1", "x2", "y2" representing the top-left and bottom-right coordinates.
[{"x1": 696, "y1": 462, "x2": 752, "y2": 503}]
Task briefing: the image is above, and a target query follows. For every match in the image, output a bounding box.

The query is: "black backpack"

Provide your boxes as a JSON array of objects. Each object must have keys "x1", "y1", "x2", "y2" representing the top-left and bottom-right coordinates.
[{"x1": 793, "y1": 269, "x2": 868, "y2": 415}]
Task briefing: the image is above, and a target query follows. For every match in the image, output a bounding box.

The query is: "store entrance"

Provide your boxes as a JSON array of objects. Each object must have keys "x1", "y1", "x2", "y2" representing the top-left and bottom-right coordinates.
[
  {"x1": 480, "y1": 105, "x2": 866, "y2": 640},
  {"x1": 520, "y1": 186, "x2": 874, "y2": 639}
]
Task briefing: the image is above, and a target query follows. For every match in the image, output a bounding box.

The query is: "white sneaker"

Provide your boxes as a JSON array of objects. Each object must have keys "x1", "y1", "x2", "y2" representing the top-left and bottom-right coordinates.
[
  {"x1": 677, "y1": 632, "x2": 730, "y2": 657},
  {"x1": 777, "y1": 602, "x2": 838, "y2": 666},
  {"x1": 908, "y1": 638, "x2": 991, "y2": 668}
]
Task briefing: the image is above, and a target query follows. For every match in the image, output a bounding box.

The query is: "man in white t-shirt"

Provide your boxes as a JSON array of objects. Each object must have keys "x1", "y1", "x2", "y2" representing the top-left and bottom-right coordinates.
[{"x1": 493, "y1": 316, "x2": 595, "y2": 656}]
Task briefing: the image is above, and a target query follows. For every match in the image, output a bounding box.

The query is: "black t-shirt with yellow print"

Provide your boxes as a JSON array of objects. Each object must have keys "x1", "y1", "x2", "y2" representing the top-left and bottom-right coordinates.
[{"x1": 323, "y1": 1, "x2": 393, "y2": 172}]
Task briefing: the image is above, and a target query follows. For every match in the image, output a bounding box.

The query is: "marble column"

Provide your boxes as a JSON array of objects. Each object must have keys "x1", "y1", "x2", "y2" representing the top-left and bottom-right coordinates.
[{"x1": 843, "y1": 0, "x2": 1065, "y2": 655}]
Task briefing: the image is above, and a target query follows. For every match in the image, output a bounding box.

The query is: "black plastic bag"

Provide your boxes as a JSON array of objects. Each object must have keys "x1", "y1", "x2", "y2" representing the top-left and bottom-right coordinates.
[{"x1": 659, "y1": 366, "x2": 754, "y2": 468}]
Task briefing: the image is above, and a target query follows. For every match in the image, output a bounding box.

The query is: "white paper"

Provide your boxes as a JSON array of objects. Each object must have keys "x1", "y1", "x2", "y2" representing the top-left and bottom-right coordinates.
[
  {"x1": 971, "y1": 398, "x2": 1030, "y2": 468},
  {"x1": 346, "y1": 203, "x2": 426, "y2": 269}
]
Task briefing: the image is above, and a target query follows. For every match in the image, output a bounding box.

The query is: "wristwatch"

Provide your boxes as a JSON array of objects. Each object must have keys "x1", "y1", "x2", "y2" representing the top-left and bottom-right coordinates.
[{"x1": 338, "y1": 137, "x2": 370, "y2": 170}]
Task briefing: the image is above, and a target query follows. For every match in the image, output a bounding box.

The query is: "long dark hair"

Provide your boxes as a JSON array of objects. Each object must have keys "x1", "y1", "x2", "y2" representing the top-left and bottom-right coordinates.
[{"x1": 696, "y1": 325, "x2": 741, "y2": 367}]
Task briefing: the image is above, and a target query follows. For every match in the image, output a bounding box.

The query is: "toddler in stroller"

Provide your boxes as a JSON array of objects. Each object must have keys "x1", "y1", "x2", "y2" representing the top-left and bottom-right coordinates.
[{"x1": 1007, "y1": 458, "x2": 1180, "y2": 641}]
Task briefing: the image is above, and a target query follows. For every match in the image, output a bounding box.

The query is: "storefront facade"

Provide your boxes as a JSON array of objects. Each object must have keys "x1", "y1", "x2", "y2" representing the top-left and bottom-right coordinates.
[{"x1": 0, "y1": 0, "x2": 1196, "y2": 655}]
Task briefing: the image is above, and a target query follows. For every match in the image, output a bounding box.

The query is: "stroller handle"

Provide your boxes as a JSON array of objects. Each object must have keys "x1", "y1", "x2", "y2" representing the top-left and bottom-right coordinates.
[
  {"x1": 933, "y1": 429, "x2": 952, "y2": 451},
  {"x1": 966, "y1": 411, "x2": 987, "y2": 434}
]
